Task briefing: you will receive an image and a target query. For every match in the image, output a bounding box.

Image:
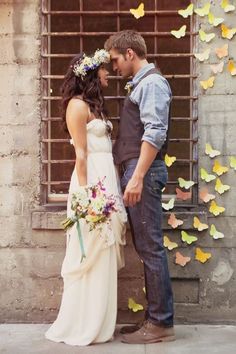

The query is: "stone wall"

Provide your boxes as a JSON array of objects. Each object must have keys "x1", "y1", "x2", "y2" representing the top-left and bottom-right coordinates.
[{"x1": 0, "y1": 1, "x2": 236, "y2": 324}]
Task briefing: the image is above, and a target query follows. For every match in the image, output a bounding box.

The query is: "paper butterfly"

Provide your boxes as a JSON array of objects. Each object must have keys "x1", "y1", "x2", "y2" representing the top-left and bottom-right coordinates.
[
  {"x1": 221, "y1": 0, "x2": 235, "y2": 13},
  {"x1": 178, "y1": 177, "x2": 194, "y2": 190},
  {"x1": 210, "y1": 62, "x2": 224, "y2": 74},
  {"x1": 194, "y1": 3, "x2": 211, "y2": 16},
  {"x1": 176, "y1": 188, "x2": 191, "y2": 201},
  {"x1": 212, "y1": 160, "x2": 228, "y2": 176},
  {"x1": 178, "y1": 4, "x2": 194, "y2": 18},
  {"x1": 194, "y1": 216, "x2": 208, "y2": 230},
  {"x1": 168, "y1": 213, "x2": 184, "y2": 229},
  {"x1": 164, "y1": 235, "x2": 178, "y2": 250},
  {"x1": 205, "y1": 143, "x2": 220, "y2": 158},
  {"x1": 209, "y1": 200, "x2": 225, "y2": 216},
  {"x1": 194, "y1": 48, "x2": 211, "y2": 62},
  {"x1": 165, "y1": 154, "x2": 176, "y2": 167},
  {"x1": 229, "y1": 156, "x2": 236, "y2": 170},
  {"x1": 210, "y1": 224, "x2": 224, "y2": 239},
  {"x1": 193, "y1": 216, "x2": 209, "y2": 231},
  {"x1": 208, "y1": 12, "x2": 224, "y2": 27},
  {"x1": 175, "y1": 251, "x2": 191, "y2": 267},
  {"x1": 200, "y1": 76, "x2": 215, "y2": 90},
  {"x1": 200, "y1": 168, "x2": 216, "y2": 182},
  {"x1": 130, "y1": 2, "x2": 145, "y2": 19},
  {"x1": 227, "y1": 60, "x2": 236, "y2": 76},
  {"x1": 215, "y1": 44, "x2": 228, "y2": 59},
  {"x1": 199, "y1": 187, "x2": 216, "y2": 203},
  {"x1": 195, "y1": 247, "x2": 211, "y2": 263},
  {"x1": 128, "y1": 298, "x2": 144, "y2": 312},
  {"x1": 162, "y1": 198, "x2": 175, "y2": 211},
  {"x1": 221, "y1": 24, "x2": 236, "y2": 39},
  {"x1": 181, "y1": 231, "x2": 198, "y2": 245},
  {"x1": 215, "y1": 178, "x2": 230, "y2": 194},
  {"x1": 199, "y1": 29, "x2": 215, "y2": 43},
  {"x1": 171, "y1": 25, "x2": 187, "y2": 39}
]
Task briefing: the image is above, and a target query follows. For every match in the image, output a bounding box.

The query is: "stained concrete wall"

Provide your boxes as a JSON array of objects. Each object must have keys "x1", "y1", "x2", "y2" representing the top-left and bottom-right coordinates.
[{"x1": 0, "y1": 1, "x2": 236, "y2": 324}]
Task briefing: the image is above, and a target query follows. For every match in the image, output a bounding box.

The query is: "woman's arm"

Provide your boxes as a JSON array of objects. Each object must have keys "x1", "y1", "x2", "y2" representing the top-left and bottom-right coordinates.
[{"x1": 66, "y1": 98, "x2": 89, "y2": 186}]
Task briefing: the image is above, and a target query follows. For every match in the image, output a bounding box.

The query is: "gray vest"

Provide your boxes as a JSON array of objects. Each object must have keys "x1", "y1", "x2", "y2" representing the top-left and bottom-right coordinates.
[{"x1": 113, "y1": 68, "x2": 171, "y2": 165}]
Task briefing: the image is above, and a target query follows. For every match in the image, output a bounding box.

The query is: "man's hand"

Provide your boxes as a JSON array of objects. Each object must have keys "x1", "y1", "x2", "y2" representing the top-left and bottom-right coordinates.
[{"x1": 123, "y1": 176, "x2": 143, "y2": 207}]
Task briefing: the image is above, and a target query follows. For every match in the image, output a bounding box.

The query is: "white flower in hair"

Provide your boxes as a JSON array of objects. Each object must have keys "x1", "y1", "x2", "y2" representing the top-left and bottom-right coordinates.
[{"x1": 73, "y1": 49, "x2": 110, "y2": 79}]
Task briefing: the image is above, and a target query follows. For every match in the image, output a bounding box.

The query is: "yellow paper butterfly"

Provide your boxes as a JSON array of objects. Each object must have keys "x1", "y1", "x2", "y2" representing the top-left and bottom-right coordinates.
[
  {"x1": 212, "y1": 160, "x2": 228, "y2": 176},
  {"x1": 193, "y1": 216, "x2": 209, "y2": 231},
  {"x1": 199, "y1": 29, "x2": 215, "y2": 43},
  {"x1": 221, "y1": 24, "x2": 236, "y2": 39},
  {"x1": 178, "y1": 3, "x2": 194, "y2": 18},
  {"x1": 164, "y1": 235, "x2": 178, "y2": 251},
  {"x1": 194, "y1": 3, "x2": 211, "y2": 16},
  {"x1": 128, "y1": 298, "x2": 144, "y2": 312},
  {"x1": 171, "y1": 25, "x2": 187, "y2": 39},
  {"x1": 209, "y1": 200, "x2": 225, "y2": 216},
  {"x1": 195, "y1": 247, "x2": 212, "y2": 263},
  {"x1": 210, "y1": 224, "x2": 224, "y2": 239},
  {"x1": 130, "y1": 2, "x2": 145, "y2": 19},
  {"x1": 215, "y1": 44, "x2": 229, "y2": 59},
  {"x1": 165, "y1": 154, "x2": 176, "y2": 167},
  {"x1": 200, "y1": 76, "x2": 215, "y2": 90},
  {"x1": 178, "y1": 177, "x2": 194, "y2": 190},
  {"x1": 208, "y1": 12, "x2": 224, "y2": 27},
  {"x1": 162, "y1": 198, "x2": 175, "y2": 211},
  {"x1": 221, "y1": 0, "x2": 235, "y2": 13},
  {"x1": 228, "y1": 60, "x2": 236, "y2": 76},
  {"x1": 194, "y1": 48, "x2": 210, "y2": 62},
  {"x1": 205, "y1": 143, "x2": 221, "y2": 158},
  {"x1": 210, "y1": 62, "x2": 224, "y2": 74},
  {"x1": 181, "y1": 231, "x2": 198, "y2": 245},
  {"x1": 215, "y1": 178, "x2": 230, "y2": 194},
  {"x1": 229, "y1": 156, "x2": 236, "y2": 170},
  {"x1": 200, "y1": 168, "x2": 216, "y2": 182}
]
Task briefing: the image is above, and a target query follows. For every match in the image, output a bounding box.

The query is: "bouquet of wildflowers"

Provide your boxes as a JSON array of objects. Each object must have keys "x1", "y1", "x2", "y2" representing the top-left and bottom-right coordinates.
[{"x1": 61, "y1": 179, "x2": 117, "y2": 262}]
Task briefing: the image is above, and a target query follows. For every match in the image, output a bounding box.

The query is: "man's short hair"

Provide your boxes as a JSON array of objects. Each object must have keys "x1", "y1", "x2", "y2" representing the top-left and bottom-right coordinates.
[{"x1": 104, "y1": 30, "x2": 147, "y2": 59}]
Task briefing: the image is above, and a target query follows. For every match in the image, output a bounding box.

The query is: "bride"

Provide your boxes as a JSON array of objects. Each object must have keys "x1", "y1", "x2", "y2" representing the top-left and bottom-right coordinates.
[{"x1": 45, "y1": 49, "x2": 127, "y2": 346}]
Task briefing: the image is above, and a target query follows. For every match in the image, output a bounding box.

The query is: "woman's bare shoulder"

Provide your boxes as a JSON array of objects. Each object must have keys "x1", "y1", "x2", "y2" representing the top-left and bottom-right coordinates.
[{"x1": 66, "y1": 97, "x2": 89, "y2": 121}]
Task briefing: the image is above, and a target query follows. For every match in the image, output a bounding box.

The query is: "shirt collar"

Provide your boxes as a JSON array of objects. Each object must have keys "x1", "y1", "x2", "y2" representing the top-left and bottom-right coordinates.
[{"x1": 132, "y1": 63, "x2": 155, "y2": 86}]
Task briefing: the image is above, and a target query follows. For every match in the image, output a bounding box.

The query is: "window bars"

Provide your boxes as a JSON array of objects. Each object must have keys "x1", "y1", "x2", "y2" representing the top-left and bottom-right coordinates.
[{"x1": 41, "y1": 0, "x2": 198, "y2": 205}]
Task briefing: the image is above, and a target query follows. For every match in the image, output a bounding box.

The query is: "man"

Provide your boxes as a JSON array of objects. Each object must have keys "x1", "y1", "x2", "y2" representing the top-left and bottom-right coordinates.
[{"x1": 105, "y1": 30, "x2": 175, "y2": 344}]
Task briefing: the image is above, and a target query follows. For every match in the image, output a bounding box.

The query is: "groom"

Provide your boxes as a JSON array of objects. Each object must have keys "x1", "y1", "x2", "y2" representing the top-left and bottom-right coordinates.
[{"x1": 105, "y1": 30, "x2": 175, "y2": 344}]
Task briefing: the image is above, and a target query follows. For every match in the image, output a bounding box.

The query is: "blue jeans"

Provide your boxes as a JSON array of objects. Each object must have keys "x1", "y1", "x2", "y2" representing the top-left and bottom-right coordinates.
[{"x1": 121, "y1": 158, "x2": 174, "y2": 327}]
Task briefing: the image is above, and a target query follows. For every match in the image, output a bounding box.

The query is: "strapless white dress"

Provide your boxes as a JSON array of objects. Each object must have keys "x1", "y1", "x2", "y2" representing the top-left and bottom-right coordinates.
[{"x1": 45, "y1": 119, "x2": 127, "y2": 346}]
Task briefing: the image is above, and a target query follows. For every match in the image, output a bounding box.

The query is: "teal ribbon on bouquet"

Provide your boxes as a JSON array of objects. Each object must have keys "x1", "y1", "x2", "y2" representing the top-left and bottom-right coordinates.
[
  {"x1": 61, "y1": 215, "x2": 86, "y2": 263},
  {"x1": 76, "y1": 220, "x2": 86, "y2": 263}
]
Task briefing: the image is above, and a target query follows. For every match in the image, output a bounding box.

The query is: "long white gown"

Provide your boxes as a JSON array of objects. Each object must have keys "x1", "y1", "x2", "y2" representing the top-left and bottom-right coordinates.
[{"x1": 45, "y1": 118, "x2": 127, "y2": 346}]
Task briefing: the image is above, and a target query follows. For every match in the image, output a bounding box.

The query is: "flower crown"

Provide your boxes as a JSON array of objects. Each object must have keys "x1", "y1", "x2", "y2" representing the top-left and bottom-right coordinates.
[{"x1": 73, "y1": 49, "x2": 110, "y2": 78}]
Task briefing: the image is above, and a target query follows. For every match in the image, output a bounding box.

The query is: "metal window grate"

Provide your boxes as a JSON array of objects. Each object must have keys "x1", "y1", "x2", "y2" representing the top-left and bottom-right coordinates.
[{"x1": 41, "y1": 0, "x2": 198, "y2": 205}]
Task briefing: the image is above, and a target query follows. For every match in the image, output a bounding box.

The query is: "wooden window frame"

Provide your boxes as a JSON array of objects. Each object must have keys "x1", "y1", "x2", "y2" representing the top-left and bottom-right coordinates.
[{"x1": 41, "y1": 0, "x2": 198, "y2": 206}]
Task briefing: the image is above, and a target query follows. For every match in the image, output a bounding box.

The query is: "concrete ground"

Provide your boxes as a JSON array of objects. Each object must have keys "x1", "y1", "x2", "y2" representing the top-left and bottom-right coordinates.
[{"x1": 0, "y1": 324, "x2": 236, "y2": 354}]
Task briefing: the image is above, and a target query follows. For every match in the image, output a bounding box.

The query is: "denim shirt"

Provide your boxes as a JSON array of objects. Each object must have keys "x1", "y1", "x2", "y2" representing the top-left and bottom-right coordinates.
[{"x1": 129, "y1": 63, "x2": 172, "y2": 151}]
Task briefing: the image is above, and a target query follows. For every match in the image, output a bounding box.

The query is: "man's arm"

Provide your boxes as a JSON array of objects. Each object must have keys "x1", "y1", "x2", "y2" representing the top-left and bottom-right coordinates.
[{"x1": 123, "y1": 141, "x2": 158, "y2": 206}]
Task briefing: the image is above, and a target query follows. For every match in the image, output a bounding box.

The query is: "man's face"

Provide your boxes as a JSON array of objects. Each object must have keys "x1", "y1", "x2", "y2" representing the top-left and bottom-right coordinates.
[{"x1": 109, "y1": 48, "x2": 133, "y2": 78}]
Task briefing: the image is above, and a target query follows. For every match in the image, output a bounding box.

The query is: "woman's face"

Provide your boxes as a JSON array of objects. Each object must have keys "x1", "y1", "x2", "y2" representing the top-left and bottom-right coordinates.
[{"x1": 98, "y1": 65, "x2": 109, "y2": 87}]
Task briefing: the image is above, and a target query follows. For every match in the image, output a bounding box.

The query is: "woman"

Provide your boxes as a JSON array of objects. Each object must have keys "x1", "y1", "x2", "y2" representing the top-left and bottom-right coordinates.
[{"x1": 45, "y1": 50, "x2": 127, "y2": 346}]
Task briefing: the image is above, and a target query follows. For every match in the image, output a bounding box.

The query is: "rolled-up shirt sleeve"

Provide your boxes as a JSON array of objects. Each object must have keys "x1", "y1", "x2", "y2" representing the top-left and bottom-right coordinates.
[{"x1": 130, "y1": 75, "x2": 172, "y2": 150}]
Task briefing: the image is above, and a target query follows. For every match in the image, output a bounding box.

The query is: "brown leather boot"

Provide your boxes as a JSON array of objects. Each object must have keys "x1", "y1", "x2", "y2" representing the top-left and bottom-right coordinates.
[
  {"x1": 121, "y1": 320, "x2": 175, "y2": 344},
  {"x1": 120, "y1": 321, "x2": 143, "y2": 334}
]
